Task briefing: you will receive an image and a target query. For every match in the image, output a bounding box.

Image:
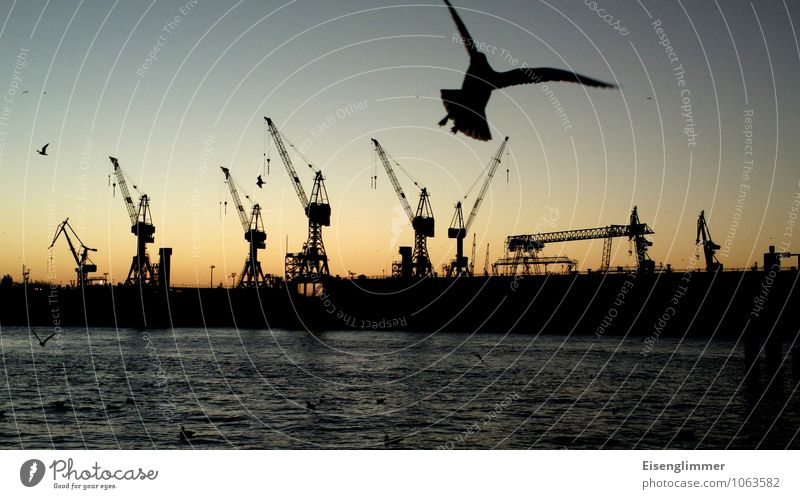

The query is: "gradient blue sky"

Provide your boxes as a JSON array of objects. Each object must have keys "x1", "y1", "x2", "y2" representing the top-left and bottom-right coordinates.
[{"x1": 0, "y1": 0, "x2": 799, "y2": 285}]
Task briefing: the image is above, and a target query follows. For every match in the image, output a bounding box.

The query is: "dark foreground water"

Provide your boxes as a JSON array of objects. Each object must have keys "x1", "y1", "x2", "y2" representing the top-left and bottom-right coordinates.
[{"x1": 0, "y1": 327, "x2": 797, "y2": 449}]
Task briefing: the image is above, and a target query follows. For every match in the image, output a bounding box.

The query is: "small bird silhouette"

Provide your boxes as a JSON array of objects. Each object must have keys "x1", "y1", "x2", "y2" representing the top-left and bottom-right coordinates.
[
  {"x1": 51, "y1": 400, "x2": 70, "y2": 412},
  {"x1": 438, "y1": 0, "x2": 616, "y2": 141},
  {"x1": 31, "y1": 328, "x2": 57, "y2": 347},
  {"x1": 473, "y1": 352, "x2": 483, "y2": 362},
  {"x1": 179, "y1": 425, "x2": 194, "y2": 442},
  {"x1": 306, "y1": 400, "x2": 317, "y2": 411},
  {"x1": 125, "y1": 397, "x2": 135, "y2": 405},
  {"x1": 384, "y1": 434, "x2": 404, "y2": 447},
  {"x1": 36, "y1": 143, "x2": 49, "y2": 156},
  {"x1": 256, "y1": 175, "x2": 265, "y2": 189},
  {"x1": 21, "y1": 90, "x2": 29, "y2": 94},
  {"x1": 0, "y1": 409, "x2": 6, "y2": 417},
  {"x1": 376, "y1": 397, "x2": 386, "y2": 405}
]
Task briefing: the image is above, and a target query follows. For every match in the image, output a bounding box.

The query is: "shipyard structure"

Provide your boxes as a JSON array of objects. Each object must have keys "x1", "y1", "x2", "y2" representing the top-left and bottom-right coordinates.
[{"x1": 3, "y1": 118, "x2": 799, "y2": 378}]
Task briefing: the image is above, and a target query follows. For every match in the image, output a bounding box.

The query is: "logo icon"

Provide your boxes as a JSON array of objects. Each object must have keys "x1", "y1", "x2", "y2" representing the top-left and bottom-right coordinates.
[{"x1": 20, "y1": 459, "x2": 45, "y2": 487}]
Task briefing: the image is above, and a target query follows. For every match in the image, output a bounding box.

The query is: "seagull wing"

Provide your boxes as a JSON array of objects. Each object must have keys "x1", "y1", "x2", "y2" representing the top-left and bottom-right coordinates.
[
  {"x1": 491, "y1": 67, "x2": 616, "y2": 90},
  {"x1": 444, "y1": 0, "x2": 478, "y2": 56},
  {"x1": 31, "y1": 328, "x2": 42, "y2": 343},
  {"x1": 42, "y1": 332, "x2": 58, "y2": 345},
  {"x1": 41, "y1": 143, "x2": 49, "y2": 153}
]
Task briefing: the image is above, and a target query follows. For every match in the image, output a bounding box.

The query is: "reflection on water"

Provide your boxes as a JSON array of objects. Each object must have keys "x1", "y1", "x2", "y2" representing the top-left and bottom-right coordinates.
[{"x1": 0, "y1": 327, "x2": 797, "y2": 449}]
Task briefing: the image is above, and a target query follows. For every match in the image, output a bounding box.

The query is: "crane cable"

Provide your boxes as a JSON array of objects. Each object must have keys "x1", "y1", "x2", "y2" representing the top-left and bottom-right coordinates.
[
  {"x1": 264, "y1": 122, "x2": 319, "y2": 174},
  {"x1": 461, "y1": 153, "x2": 492, "y2": 201},
  {"x1": 462, "y1": 147, "x2": 513, "y2": 200},
  {"x1": 370, "y1": 148, "x2": 377, "y2": 189},
  {"x1": 380, "y1": 146, "x2": 424, "y2": 190}
]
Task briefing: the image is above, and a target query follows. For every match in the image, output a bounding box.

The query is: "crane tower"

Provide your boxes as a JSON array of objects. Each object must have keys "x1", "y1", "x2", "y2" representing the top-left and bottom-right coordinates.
[
  {"x1": 372, "y1": 139, "x2": 434, "y2": 278},
  {"x1": 264, "y1": 118, "x2": 331, "y2": 288},
  {"x1": 221, "y1": 166, "x2": 267, "y2": 287},
  {"x1": 448, "y1": 137, "x2": 509, "y2": 276},
  {"x1": 48, "y1": 218, "x2": 98, "y2": 286},
  {"x1": 110, "y1": 157, "x2": 156, "y2": 285}
]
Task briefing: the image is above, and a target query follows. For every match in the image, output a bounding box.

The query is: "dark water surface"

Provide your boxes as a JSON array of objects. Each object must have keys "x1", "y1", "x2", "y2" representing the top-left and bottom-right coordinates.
[{"x1": 0, "y1": 327, "x2": 797, "y2": 449}]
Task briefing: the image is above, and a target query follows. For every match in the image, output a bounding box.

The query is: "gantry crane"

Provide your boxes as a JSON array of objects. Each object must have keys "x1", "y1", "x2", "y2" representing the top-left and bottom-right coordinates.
[
  {"x1": 48, "y1": 218, "x2": 98, "y2": 286},
  {"x1": 221, "y1": 166, "x2": 267, "y2": 287},
  {"x1": 265, "y1": 117, "x2": 331, "y2": 283},
  {"x1": 448, "y1": 137, "x2": 509, "y2": 276},
  {"x1": 504, "y1": 206, "x2": 655, "y2": 274},
  {"x1": 372, "y1": 139, "x2": 434, "y2": 278},
  {"x1": 110, "y1": 156, "x2": 156, "y2": 285},
  {"x1": 696, "y1": 210, "x2": 722, "y2": 272},
  {"x1": 628, "y1": 206, "x2": 655, "y2": 273}
]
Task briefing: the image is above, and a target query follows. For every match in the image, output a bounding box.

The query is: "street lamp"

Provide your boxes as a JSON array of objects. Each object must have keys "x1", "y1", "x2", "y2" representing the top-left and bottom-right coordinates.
[{"x1": 210, "y1": 265, "x2": 215, "y2": 288}]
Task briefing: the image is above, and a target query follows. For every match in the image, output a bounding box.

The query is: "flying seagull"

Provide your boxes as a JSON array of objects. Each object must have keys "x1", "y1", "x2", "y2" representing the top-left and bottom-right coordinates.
[
  {"x1": 438, "y1": 0, "x2": 616, "y2": 141},
  {"x1": 36, "y1": 143, "x2": 49, "y2": 156},
  {"x1": 256, "y1": 175, "x2": 265, "y2": 189},
  {"x1": 31, "y1": 328, "x2": 57, "y2": 347}
]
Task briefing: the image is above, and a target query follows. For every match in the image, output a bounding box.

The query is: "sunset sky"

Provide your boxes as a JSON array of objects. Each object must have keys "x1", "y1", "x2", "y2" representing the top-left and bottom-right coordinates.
[{"x1": 0, "y1": 0, "x2": 798, "y2": 286}]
